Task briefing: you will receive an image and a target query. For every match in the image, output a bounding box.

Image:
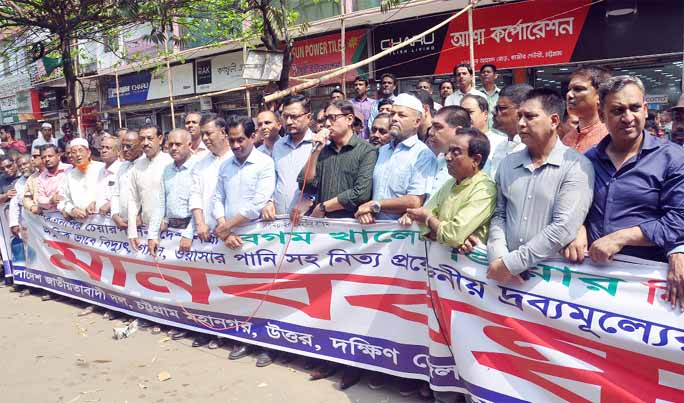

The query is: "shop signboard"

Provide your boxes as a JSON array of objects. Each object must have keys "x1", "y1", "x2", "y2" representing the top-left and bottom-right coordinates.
[
  {"x1": 0, "y1": 96, "x2": 19, "y2": 124},
  {"x1": 290, "y1": 29, "x2": 370, "y2": 84},
  {"x1": 39, "y1": 88, "x2": 64, "y2": 114},
  {"x1": 106, "y1": 63, "x2": 195, "y2": 106},
  {"x1": 195, "y1": 52, "x2": 254, "y2": 93},
  {"x1": 16, "y1": 89, "x2": 42, "y2": 121},
  {"x1": 373, "y1": 0, "x2": 683, "y2": 77}
]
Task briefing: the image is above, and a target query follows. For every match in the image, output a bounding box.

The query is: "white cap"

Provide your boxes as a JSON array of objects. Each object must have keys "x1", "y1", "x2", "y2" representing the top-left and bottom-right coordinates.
[
  {"x1": 393, "y1": 93, "x2": 424, "y2": 114},
  {"x1": 69, "y1": 138, "x2": 89, "y2": 149},
  {"x1": 41, "y1": 122, "x2": 53, "y2": 129}
]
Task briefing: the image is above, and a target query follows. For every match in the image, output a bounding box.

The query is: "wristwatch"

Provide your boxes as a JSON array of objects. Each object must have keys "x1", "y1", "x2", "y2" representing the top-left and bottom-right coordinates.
[
  {"x1": 318, "y1": 202, "x2": 327, "y2": 214},
  {"x1": 370, "y1": 201, "x2": 381, "y2": 214}
]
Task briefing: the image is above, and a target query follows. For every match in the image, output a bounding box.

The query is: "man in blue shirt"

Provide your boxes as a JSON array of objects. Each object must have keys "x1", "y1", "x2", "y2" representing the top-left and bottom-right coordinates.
[
  {"x1": 355, "y1": 93, "x2": 437, "y2": 223},
  {"x1": 563, "y1": 75, "x2": 684, "y2": 310},
  {"x1": 148, "y1": 129, "x2": 197, "y2": 256}
]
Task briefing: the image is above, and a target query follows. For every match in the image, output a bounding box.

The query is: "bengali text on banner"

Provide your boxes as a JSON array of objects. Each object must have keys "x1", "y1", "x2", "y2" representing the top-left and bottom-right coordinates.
[{"x1": 8, "y1": 211, "x2": 684, "y2": 402}]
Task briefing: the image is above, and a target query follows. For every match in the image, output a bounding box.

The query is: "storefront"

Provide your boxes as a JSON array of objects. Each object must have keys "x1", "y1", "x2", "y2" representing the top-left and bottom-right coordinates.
[{"x1": 369, "y1": 0, "x2": 684, "y2": 107}]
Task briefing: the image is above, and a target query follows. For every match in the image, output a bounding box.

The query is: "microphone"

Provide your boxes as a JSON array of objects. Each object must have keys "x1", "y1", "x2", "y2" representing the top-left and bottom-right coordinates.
[{"x1": 312, "y1": 128, "x2": 329, "y2": 152}]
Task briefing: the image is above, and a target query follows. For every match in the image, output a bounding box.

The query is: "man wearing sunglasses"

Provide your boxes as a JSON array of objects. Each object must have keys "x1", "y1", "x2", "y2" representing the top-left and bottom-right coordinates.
[{"x1": 487, "y1": 83, "x2": 533, "y2": 179}]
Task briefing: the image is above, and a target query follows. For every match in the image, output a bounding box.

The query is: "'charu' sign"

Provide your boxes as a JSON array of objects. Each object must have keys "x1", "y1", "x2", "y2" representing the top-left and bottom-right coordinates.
[{"x1": 9, "y1": 212, "x2": 684, "y2": 402}]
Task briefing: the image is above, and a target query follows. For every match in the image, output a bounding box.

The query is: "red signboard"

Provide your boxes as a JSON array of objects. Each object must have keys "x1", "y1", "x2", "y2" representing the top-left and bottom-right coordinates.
[
  {"x1": 290, "y1": 29, "x2": 370, "y2": 84},
  {"x1": 434, "y1": 0, "x2": 591, "y2": 73}
]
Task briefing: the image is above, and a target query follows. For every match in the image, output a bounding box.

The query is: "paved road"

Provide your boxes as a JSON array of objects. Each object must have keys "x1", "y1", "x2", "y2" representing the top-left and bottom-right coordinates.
[{"x1": 0, "y1": 286, "x2": 426, "y2": 403}]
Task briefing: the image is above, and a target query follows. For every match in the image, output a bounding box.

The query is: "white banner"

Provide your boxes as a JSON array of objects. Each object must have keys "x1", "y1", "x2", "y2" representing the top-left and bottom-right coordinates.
[{"x1": 13, "y1": 212, "x2": 684, "y2": 401}]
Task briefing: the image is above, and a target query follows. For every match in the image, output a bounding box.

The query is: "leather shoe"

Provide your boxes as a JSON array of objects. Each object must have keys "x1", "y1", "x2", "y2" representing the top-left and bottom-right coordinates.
[
  {"x1": 138, "y1": 319, "x2": 153, "y2": 328},
  {"x1": 228, "y1": 344, "x2": 251, "y2": 360},
  {"x1": 192, "y1": 334, "x2": 211, "y2": 347},
  {"x1": 339, "y1": 367, "x2": 361, "y2": 390},
  {"x1": 207, "y1": 338, "x2": 224, "y2": 349},
  {"x1": 367, "y1": 371, "x2": 389, "y2": 390},
  {"x1": 255, "y1": 350, "x2": 275, "y2": 367},
  {"x1": 399, "y1": 379, "x2": 422, "y2": 397},
  {"x1": 171, "y1": 330, "x2": 188, "y2": 340},
  {"x1": 310, "y1": 362, "x2": 338, "y2": 380}
]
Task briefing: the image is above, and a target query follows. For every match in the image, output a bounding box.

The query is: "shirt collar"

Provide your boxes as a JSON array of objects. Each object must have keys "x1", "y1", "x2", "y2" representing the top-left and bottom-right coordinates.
[
  {"x1": 391, "y1": 134, "x2": 419, "y2": 150},
  {"x1": 329, "y1": 133, "x2": 362, "y2": 151},
  {"x1": 596, "y1": 131, "x2": 659, "y2": 159},
  {"x1": 286, "y1": 129, "x2": 314, "y2": 148},
  {"x1": 456, "y1": 169, "x2": 485, "y2": 188},
  {"x1": 515, "y1": 137, "x2": 566, "y2": 169}
]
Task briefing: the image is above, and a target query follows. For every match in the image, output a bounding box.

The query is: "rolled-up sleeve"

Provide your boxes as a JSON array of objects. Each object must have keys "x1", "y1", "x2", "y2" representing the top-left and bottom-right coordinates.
[
  {"x1": 502, "y1": 158, "x2": 594, "y2": 274},
  {"x1": 639, "y1": 159, "x2": 684, "y2": 253},
  {"x1": 337, "y1": 148, "x2": 377, "y2": 211},
  {"x1": 407, "y1": 149, "x2": 437, "y2": 197}
]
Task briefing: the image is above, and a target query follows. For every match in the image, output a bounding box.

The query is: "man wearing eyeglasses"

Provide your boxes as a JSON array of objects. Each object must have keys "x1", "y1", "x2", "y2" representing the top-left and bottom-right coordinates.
[
  {"x1": 293, "y1": 100, "x2": 377, "y2": 223},
  {"x1": 368, "y1": 113, "x2": 391, "y2": 147},
  {"x1": 261, "y1": 94, "x2": 315, "y2": 220},
  {"x1": 487, "y1": 83, "x2": 533, "y2": 179}
]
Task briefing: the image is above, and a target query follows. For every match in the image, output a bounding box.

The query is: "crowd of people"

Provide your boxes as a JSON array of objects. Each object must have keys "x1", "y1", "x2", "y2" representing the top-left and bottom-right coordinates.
[{"x1": 1, "y1": 62, "x2": 684, "y2": 401}]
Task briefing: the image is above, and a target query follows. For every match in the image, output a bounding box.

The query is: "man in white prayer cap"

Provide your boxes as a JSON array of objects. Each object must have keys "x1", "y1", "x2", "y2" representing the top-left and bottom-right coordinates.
[
  {"x1": 60, "y1": 138, "x2": 105, "y2": 220},
  {"x1": 32, "y1": 122, "x2": 59, "y2": 152},
  {"x1": 355, "y1": 93, "x2": 437, "y2": 224}
]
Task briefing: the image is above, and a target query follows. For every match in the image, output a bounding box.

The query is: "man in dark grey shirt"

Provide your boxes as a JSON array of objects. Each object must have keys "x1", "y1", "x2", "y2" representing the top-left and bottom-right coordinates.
[{"x1": 487, "y1": 88, "x2": 594, "y2": 283}]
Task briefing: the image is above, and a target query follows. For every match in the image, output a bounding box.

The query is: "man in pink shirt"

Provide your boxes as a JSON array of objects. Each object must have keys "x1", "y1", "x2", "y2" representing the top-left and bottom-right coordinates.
[
  {"x1": 35, "y1": 144, "x2": 72, "y2": 213},
  {"x1": 563, "y1": 66, "x2": 611, "y2": 152}
]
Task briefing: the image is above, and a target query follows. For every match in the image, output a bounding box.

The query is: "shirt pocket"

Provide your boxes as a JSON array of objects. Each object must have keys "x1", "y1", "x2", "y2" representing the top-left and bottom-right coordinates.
[{"x1": 388, "y1": 165, "x2": 411, "y2": 195}]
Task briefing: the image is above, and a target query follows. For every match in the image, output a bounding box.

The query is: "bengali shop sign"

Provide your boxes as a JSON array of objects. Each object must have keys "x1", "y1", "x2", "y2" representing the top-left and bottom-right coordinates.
[
  {"x1": 290, "y1": 29, "x2": 370, "y2": 83},
  {"x1": 9, "y1": 212, "x2": 684, "y2": 401},
  {"x1": 434, "y1": 0, "x2": 590, "y2": 73}
]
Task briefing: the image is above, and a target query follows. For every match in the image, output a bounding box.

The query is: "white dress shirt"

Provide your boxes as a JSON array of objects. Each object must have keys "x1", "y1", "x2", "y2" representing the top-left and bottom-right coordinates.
[
  {"x1": 95, "y1": 159, "x2": 122, "y2": 211},
  {"x1": 8, "y1": 175, "x2": 28, "y2": 227},
  {"x1": 188, "y1": 149, "x2": 233, "y2": 232},
  {"x1": 127, "y1": 152, "x2": 173, "y2": 238},
  {"x1": 444, "y1": 87, "x2": 488, "y2": 107},
  {"x1": 487, "y1": 134, "x2": 526, "y2": 181},
  {"x1": 111, "y1": 160, "x2": 135, "y2": 219},
  {"x1": 212, "y1": 148, "x2": 275, "y2": 221},
  {"x1": 62, "y1": 161, "x2": 106, "y2": 213}
]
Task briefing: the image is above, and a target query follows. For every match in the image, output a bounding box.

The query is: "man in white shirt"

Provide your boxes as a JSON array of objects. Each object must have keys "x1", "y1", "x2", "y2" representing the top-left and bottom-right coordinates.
[
  {"x1": 61, "y1": 138, "x2": 105, "y2": 220},
  {"x1": 213, "y1": 116, "x2": 275, "y2": 367},
  {"x1": 478, "y1": 64, "x2": 501, "y2": 129},
  {"x1": 127, "y1": 125, "x2": 173, "y2": 250},
  {"x1": 186, "y1": 115, "x2": 233, "y2": 251},
  {"x1": 256, "y1": 110, "x2": 282, "y2": 157},
  {"x1": 95, "y1": 136, "x2": 122, "y2": 215},
  {"x1": 185, "y1": 112, "x2": 209, "y2": 158},
  {"x1": 31, "y1": 122, "x2": 59, "y2": 152},
  {"x1": 416, "y1": 78, "x2": 442, "y2": 110},
  {"x1": 461, "y1": 94, "x2": 505, "y2": 175},
  {"x1": 487, "y1": 84, "x2": 533, "y2": 179},
  {"x1": 425, "y1": 106, "x2": 472, "y2": 196},
  {"x1": 111, "y1": 130, "x2": 142, "y2": 230},
  {"x1": 444, "y1": 64, "x2": 487, "y2": 107}
]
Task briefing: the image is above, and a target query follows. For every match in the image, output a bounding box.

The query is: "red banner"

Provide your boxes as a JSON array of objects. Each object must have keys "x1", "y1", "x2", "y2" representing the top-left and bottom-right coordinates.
[
  {"x1": 290, "y1": 29, "x2": 369, "y2": 84},
  {"x1": 434, "y1": 0, "x2": 591, "y2": 73}
]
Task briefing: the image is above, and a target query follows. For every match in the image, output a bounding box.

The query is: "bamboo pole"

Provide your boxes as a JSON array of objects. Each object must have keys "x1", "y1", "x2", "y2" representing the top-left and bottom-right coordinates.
[
  {"x1": 264, "y1": 3, "x2": 474, "y2": 103},
  {"x1": 340, "y1": 0, "x2": 346, "y2": 97},
  {"x1": 244, "y1": 43, "x2": 252, "y2": 117},
  {"x1": 115, "y1": 68, "x2": 122, "y2": 127},
  {"x1": 164, "y1": 35, "x2": 176, "y2": 129},
  {"x1": 468, "y1": 0, "x2": 476, "y2": 86}
]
